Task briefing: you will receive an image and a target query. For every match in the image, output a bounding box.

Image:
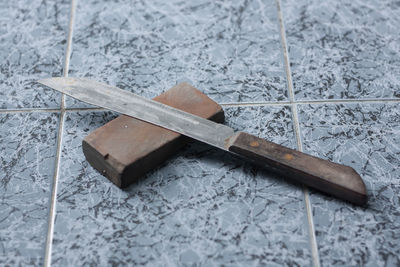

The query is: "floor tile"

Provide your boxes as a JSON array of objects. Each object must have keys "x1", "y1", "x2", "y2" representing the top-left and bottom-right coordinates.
[
  {"x1": 66, "y1": 0, "x2": 288, "y2": 108},
  {"x1": 51, "y1": 106, "x2": 311, "y2": 266},
  {"x1": 298, "y1": 103, "x2": 400, "y2": 266},
  {"x1": 0, "y1": 0, "x2": 69, "y2": 109},
  {"x1": 282, "y1": 0, "x2": 400, "y2": 100},
  {"x1": 0, "y1": 112, "x2": 59, "y2": 266}
]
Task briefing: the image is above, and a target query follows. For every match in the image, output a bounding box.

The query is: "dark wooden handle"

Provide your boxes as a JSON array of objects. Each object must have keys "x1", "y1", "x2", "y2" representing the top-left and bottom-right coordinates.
[{"x1": 227, "y1": 132, "x2": 367, "y2": 205}]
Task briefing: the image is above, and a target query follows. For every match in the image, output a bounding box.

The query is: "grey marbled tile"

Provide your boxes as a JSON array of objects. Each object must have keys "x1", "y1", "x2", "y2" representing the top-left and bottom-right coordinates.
[
  {"x1": 51, "y1": 106, "x2": 312, "y2": 266},
  {"x1": 282, "y1": 0, "x2": 400, "y2": 100},
  {"x1": 0, "y1": 0, "x2": 69, "y2": 109},
  {"x1": 66, "y1": 0, "x2": 288, "y2": 108},
  {"x1": 0, "y1": 112, "x2": 59, "y2": 266},
  {"x1": 298, "y1": 103, "x2": 400, "y2": 266}
]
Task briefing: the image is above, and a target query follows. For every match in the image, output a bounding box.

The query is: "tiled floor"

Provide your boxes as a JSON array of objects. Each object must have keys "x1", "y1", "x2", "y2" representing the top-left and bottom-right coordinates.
[{"x1": 0, "y1": 0, "x2": 399, "y2": 266}]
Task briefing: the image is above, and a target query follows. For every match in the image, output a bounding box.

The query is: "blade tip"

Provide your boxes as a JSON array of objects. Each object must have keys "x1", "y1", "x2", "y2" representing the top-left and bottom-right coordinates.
[
  {"x1": 37, "y1": 77, "x2": 58, "y2": 86},
  {"x1": 37, "y1": 77, "x2": 69, "y2": 90},
  {"x1": 37, "y1": 78, "x2": 48, "y2": 85}
]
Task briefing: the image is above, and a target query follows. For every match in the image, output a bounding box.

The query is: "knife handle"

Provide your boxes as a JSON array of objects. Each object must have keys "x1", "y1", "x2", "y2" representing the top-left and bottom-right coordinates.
[{"x1": 226, "y1": 132, "x2": 367, "y2": 205}]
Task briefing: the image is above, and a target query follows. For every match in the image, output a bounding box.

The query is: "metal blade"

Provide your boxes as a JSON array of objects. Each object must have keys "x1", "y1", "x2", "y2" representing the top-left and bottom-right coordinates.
[{"x1": 38, "y1": 77, "x2": 235, "y2": 150}]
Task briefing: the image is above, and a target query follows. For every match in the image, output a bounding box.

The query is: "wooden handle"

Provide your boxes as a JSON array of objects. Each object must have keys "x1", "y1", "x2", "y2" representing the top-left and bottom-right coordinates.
[{"x1": 227, "y1": 132, "x2": 367, "y2": 205}]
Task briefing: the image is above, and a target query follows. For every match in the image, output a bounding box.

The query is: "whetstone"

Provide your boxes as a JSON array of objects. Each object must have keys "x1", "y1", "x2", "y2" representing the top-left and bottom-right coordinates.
[{"x1": 82, "y1": 82, "x2": 225, "y2": 188}]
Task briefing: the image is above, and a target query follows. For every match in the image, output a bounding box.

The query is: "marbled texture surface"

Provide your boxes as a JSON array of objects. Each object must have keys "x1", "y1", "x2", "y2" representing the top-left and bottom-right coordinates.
[
  {"x1": 0, "y1": 0, "x2": 68, "y2": 109},
  {"x1": 298, "y1": 103, "x2": 400, "y2": 266},
  {"x1": 0, "y1": 112, "x2": 59, "y2": 266},
  {"x1": 66, "y1": 0, "x2": 287, "y2": 108},
  {"x1": 1, "y1": 0, "x2": 400, "y2": 266},
  {"x1": 283, "y1": 0, "x2": 400, "y2": 100},
  {"x1": 51, "y1": 107, "x2": 311, "y2": 266}
]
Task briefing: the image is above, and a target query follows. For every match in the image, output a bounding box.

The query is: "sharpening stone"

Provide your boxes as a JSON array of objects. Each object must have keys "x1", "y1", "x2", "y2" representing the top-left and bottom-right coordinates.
[{"x1": 82, "y1": 82, "x2": 225, "y2": 188}]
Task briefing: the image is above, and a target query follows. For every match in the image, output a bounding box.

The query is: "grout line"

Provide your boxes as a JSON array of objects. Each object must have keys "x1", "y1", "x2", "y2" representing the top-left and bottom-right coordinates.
[
  {"x1": 62, "y1": 0, "x2": 76, "y2": 79},
  {"x1": 304, "y1": 186, "x2": 320, "y2": 266},
  {"x1": 44, "y1": 0, "x2": 76, "y2": 266},
  {"x1": 275, "y1": 0, "x2": 321, "y2": 266},
  {"x1": 43, "y1": 112, "x2": 65, "y2": 267},
  {"x1": 275, "y1": 1, "x2": 294, "y2": 103},
  {"x1": 214, "y1": 96, "x2": 400, "y2": 108},
  {"x1": 64, "y1": 107, "x2": 106, "y2": 112},
  {"x1": 296, "y1": 98, "x2": 400, "y2": 104},
  {"x1": 221, "y1": 101, "x2": 291, "y2": 107},
  {"x1": 293, "y1": 103, "x2": 321, "y2": 267},
  {"x1": 0, "y1": 97, "x2": 398, "y2": 114},
  {"x1": 0, "y1": 108, "x2": 61, "y2": 114},
  {"x1": 0, "y1": 107, "x2": 105, "y2": 114},
  {"x1": 220, "y1": 97, "x2": 400, "y2": 108}
]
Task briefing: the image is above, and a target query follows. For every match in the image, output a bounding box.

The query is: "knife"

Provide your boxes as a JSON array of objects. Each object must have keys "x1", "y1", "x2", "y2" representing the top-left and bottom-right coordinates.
[{"x1": 38, "y1": 77, "x2": 367, "y2": 205}]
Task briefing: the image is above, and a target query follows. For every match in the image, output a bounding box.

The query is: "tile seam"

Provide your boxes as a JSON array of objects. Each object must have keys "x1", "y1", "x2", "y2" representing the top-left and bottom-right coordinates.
[
  {"x1": 62, "y1": 107, "x2": 105, "y2": 112},
  {"x1": 221, "y1": 101, "x2": 291, "y2": 107},
  {"x1": 0, "y1": 109, "x2": 62, "y2": 114},
  {"x1": 0, "y1": 97, "x2": 398, "y2": 114},
  {"x1": 296, "y1": 98, "x2": 400, "y2": 104},
  {"x1": 221, "y1": 98, "x2": 400, "y2": 107},
  {"x1": 43, "y1": 112, "x2": 64, "y2": 267},
  {"x1": 62, "y1": 0, "x2": 76, "y2": 79},
  {"x1": 44, "y1": 0, "x2": 77, "y2": 266},
  {"x1": 275, "y1": 0, "x2": 321, "y2": 266}
]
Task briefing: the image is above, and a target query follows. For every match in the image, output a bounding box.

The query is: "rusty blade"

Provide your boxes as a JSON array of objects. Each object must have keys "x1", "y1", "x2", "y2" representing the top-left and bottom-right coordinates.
[
  {"x1": 38, "y1": 77, "x2": 235, "y2": 150},
  {"x1": 38, "y1": 77, "x2": 367, "y2": 205}
]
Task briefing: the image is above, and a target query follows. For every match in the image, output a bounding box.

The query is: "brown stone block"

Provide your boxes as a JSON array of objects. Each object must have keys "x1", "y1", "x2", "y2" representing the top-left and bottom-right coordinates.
[{"x1": 82, "y1": 82, "x2": 224, "y2": 188}]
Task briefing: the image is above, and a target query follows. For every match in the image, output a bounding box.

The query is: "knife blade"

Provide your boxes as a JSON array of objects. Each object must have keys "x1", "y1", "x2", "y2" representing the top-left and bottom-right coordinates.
[{"x1": 38, "y1": 77, "x2": 367, "y2": 205}]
